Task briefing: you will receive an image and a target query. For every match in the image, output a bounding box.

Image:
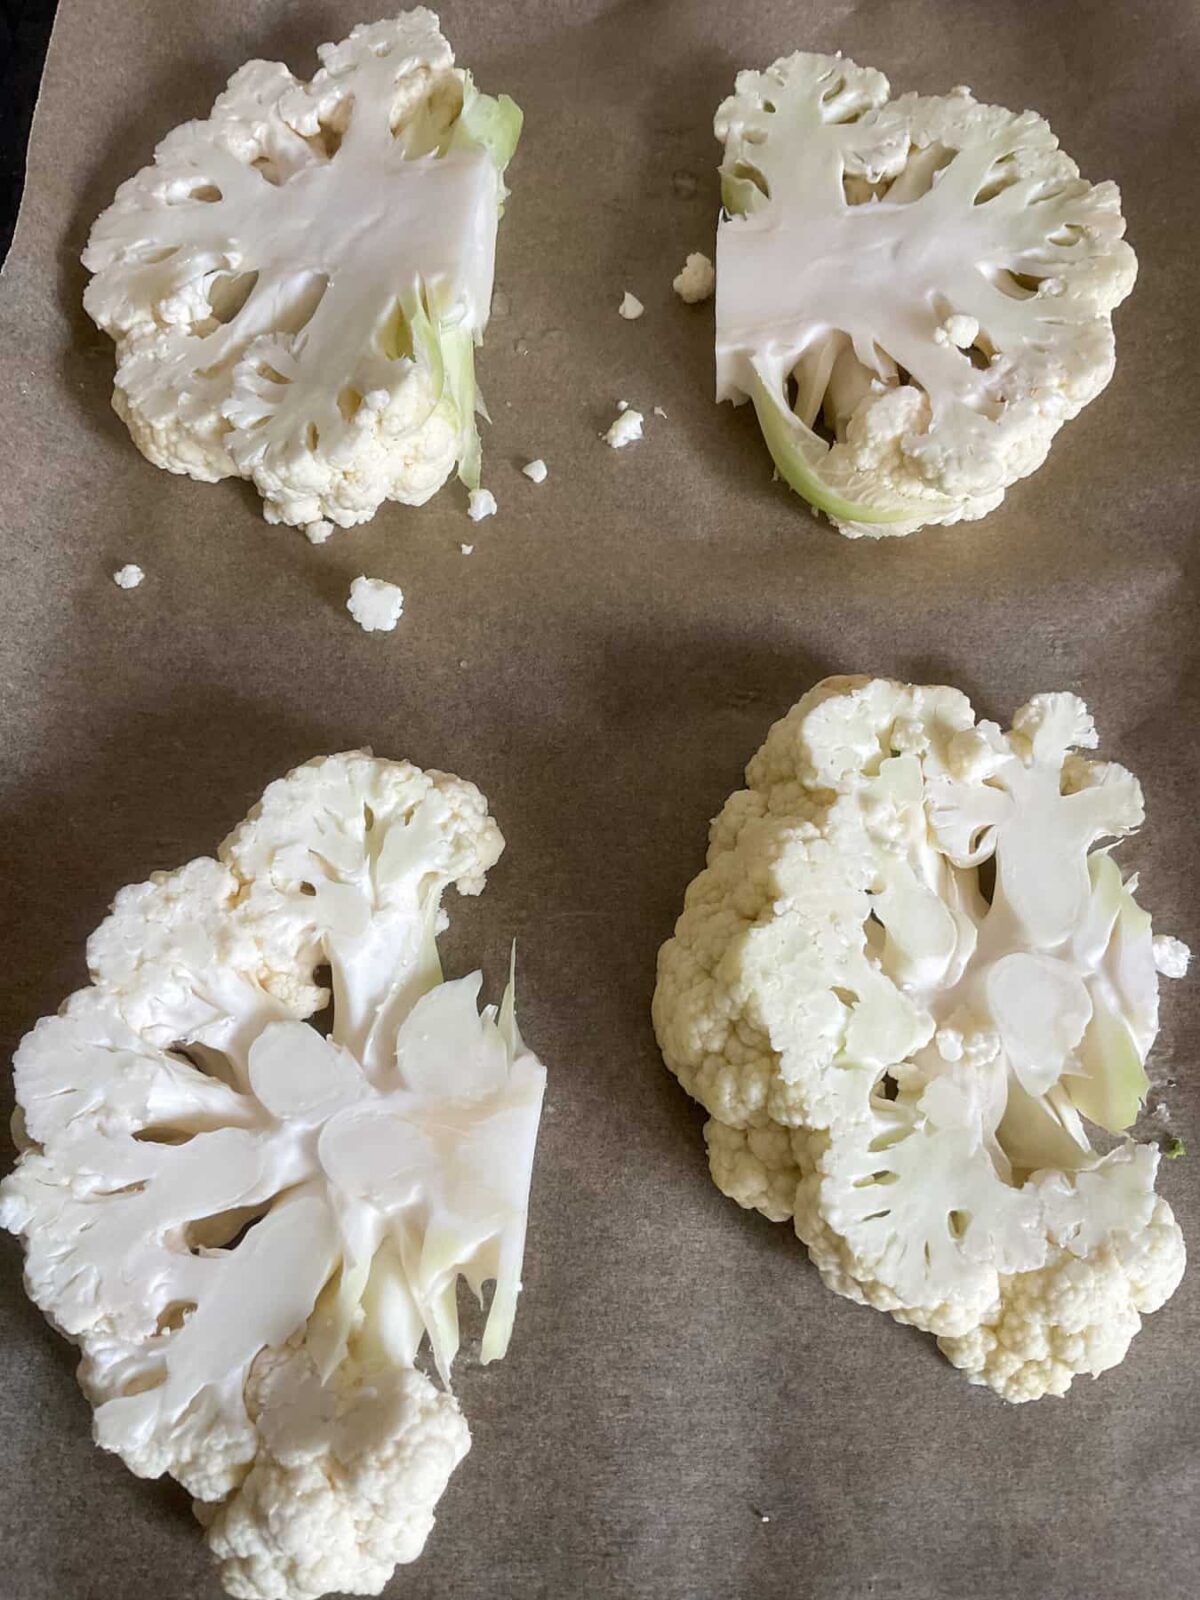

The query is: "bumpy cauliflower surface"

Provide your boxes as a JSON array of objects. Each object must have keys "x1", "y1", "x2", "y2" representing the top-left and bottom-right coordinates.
[
  {"x1": 654, "y1": 677, "x2": 1187, "y2": 1399},
  {"x1": 714, "y1": 53, "x2": 1136, "y2": 536},
  {"x1": 201, "y1": 1347, "x2": 470, "y2": 1600},
  {"x1": 2, "y1": 753, "x2": 546, "y2": 1597},
  {"x1": 83, "y1": 11, "x2": 521, "y2": 530}
]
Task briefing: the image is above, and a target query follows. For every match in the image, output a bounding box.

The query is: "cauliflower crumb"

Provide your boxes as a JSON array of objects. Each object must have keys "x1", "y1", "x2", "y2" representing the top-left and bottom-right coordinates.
[
  {"x1": 467, "y1": 488, "x2": 497, "y2": 521},
  {"x1": 460, "y1": 543, "x2": 474, "y2": 556},
  {"x1": 346, "y1": 576, "x2": 404, "y2": 634},
  {"x1": 304, "y1": 520, "x2": 333, "y2": 545},
  {"x1": 672, "y1": 251, "x2": 715, "y2": 303},
  {"x1": 934, "y1": 313, "x2": 981, "y2": 350},
  {"x1": 522, "y1": 458, "x2": 548, "y2": 484},
  {"x1": 616, "y1": 399, "x2": 630, "y2": 412},
  {"x1": 604, "y1": 408, "x2": 644, "y2": 449},
  {"x1": 1153, "y1": 935, "x2": 1191, "y2": 979},
  {"x1": 618, "y1": 290, "x2": 644, "y2": 320},
  {"x1": 112, "y1": 564, "x2": 144, "y2": 589},
  {"x1": 653, "y1": 405, "x2": 668, "y2": 419}
]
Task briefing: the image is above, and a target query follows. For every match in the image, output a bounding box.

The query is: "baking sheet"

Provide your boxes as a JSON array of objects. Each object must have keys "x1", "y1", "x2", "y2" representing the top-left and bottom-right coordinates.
[{"x1": 1, "y1": 1, "x2": 1198, "y2": 1596}]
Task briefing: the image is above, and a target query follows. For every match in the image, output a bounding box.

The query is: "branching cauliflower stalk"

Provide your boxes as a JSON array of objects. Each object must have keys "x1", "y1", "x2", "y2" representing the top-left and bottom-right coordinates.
[
  {"x1": 654, "y1": 678, "x2": 1187, "y2": 1400},
  {"x1": 714, "y1": 53, "x2": 1136, "y2": 535},
  {"x1": 2, "y1": 754, "x2": 547, "y2": 1599},
  {"x1": 83, "y1": 12, "x2": 521, "y2": 530}
]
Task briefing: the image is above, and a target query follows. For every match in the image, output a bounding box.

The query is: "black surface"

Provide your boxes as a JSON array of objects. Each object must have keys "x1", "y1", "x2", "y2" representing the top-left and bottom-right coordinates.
[{"x1": 1, "y1": 0, "x2": 59, "y2": 263}]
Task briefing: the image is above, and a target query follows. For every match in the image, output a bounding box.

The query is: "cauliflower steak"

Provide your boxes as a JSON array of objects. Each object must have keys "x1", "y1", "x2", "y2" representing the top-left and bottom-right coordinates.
[
  {"x1": 715, "y1": 54, "x2": 1137, "y2": 535},
  {"x1": 83, "y1": 11, "x2": 521, "y2": 530},
  {"x1": 654, "y1": 677, "x2": 1187, "y2": 1400},
  {"x1": 3, "y1": 754, "x2": 547, "y2": 1599}
]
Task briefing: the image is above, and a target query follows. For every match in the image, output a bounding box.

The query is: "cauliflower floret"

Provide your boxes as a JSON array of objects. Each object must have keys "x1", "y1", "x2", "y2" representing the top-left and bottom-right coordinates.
[
  {"x1": 938, "y1": 1197, "x2": 1185, "y2": 1402},
  {"x1": 714, "y1": 52, "x2": 1137, "y2": 535},
  {"x1": 203, "y1": 1349, "x2": 470, "y2": 1600},
  {"x1": 673, "y1": 252, "x2": 715, "y2": 303},
  {"x1": 704, "y1": 1118, "x2": 805, "y2": 1223},
  {"x1": 82, "y1": 14, "x2": 523, "y2": 530},
  {"x1": 654, "y1": 677, "x2": 1188, "y2": 1395}
]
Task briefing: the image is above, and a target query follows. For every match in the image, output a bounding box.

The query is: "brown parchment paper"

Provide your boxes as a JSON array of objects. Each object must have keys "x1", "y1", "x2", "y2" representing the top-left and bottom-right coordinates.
[{"x1": 2, "y1": 2, "x2": 1198, "y2": 1596}]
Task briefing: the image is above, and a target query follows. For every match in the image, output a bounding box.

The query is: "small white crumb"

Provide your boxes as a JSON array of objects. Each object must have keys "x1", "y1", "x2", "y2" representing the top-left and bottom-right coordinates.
[
  {"x1": 347, "y1": 575, "x2": 404, "y2": 633},
  {"x1": 760, "y1": 1516, "x2": 771, "y2": 1525},
  {"x1": 304, "y1": 519, "x2": 334, "y2": 545},
  {"x1": 653, "y1": 405, "x2": 668, "y2": 419},
  {"x1": 616, "y1": 399, "x2": 629, "y2": 412},
  {"x1": 672, "y1": 251, "x2": 715, "y2": 303},
  {"x1": 935, "y1": 313, "x2": 980, "y2": 349},
  {"x1": 522, "y1": 458, "x2": 548, "y2": 484},
  {"x1": 113, "y1": 564, "x2": 144, "y2": 589},
  {"x1": 603, "y1": 408, "x2": 644, "y2": 449},
  {"x1": 618, "y1": 290, "x2": 645, "y2": 320},
  {"x1": 467, "y1": 487, "x2": 497, "y2": 521},
  {"x1": 1153, "y1": 935, "x2": 1191, "y2": 979},
  {"x1": 460, "y1": 542, "x2": 474, "y2": 555},
  {"x1": 459, "y1": 659, "x2": 468, "y2": 669}
]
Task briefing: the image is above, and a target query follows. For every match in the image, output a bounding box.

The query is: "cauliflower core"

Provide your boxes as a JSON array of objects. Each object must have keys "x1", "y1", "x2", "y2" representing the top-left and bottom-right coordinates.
[
  {"x1": 2, "y1": 754, "x2": 547, "y2": 1598},
  {"x1": 654, "y1": 677, "x2": 1187, "y2": 1400},
  {"x1": 82, "y1": 12, "x2": 522, "y2": 530},
  {"x1": 715, "y1": 54, "x2": 1137, "y2": 535}
]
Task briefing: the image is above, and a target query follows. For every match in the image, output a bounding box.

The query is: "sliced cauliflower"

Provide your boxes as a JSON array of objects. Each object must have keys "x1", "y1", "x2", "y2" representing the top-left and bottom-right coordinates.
[
  {"x1": 714, "y1": 53, "x2": 1136, "y2": 535},
  {"x1": 654, "y1": 677, "x2": 1187, "y2": 1398},
  {"x1": 82, "y1": 12, "x2": 522, "y2": 530},
  {"x1": 2, "y1": 753, "x2": 546, "y2": 1597}
]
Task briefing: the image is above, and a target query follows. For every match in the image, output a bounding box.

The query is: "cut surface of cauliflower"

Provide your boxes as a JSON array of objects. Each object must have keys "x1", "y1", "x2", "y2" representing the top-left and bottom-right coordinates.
[
  {"x1": 347, "y1": 575, "x2": 404, "y2": 632},
  {"x1": 2, "y1": 753, "x2": 547, "y2": 1597},
  {"x1": 83, "y1": 12, "x2": 522, "y2": 531},
  {"x1": 654, "y1": 677, "x2": 1187, "y2": 1399},
  {"x1": 715, "y1": 53, "x2": 1136, "y2": 535},
  {"x1": 618, "y1": 290, "x2": 645, "y2": 320},
  {"x1": 673, "y1": 251, "x2": 715, "y2": 304}
]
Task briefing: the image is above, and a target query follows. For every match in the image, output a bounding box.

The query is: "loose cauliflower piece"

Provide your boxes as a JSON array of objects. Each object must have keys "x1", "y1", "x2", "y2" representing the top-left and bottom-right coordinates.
[
  {"x1": 714, "y1": 53, "x2": 1136, "y2": 535},
  {"x1": 2, "y1": 753, "x2": 547, "y2": 1597},
  {"x1": 83, "y1": 12, "x2": 522, "y2": 530},
  {"x1": 673, "y1": 252, "x2": 715, "y2": 304},
  {"x1": 654, "y1": 677, "x2": 1187, "y2": 1398},
  {"x1": 347, "y1": 575, "x2": 405, "y2": 632}
]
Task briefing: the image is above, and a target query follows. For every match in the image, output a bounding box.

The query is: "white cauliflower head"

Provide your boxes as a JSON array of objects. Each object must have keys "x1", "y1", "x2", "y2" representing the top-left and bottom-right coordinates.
[
  {"x1": 2, "y1": 753, "x2": 546, "y2": 1596},
  {"x1": 82, "y1": 11, "x2": 522, "y2": 529},
  {"x1": 654, "y1": 677, "x2": 1187, "y2": 1397},
  {"x1": 714, "y1": 53, "x2": 1136, "y2": 536}
]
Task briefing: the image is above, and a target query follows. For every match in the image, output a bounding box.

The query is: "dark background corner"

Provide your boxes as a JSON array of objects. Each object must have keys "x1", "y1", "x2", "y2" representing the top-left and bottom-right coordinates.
[{"x1": 2, "y1": 0, "x2": 60, "y2": 264}]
